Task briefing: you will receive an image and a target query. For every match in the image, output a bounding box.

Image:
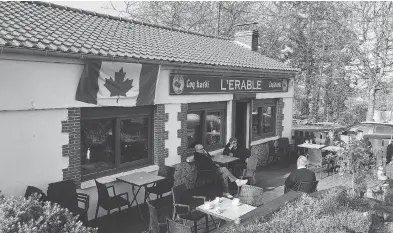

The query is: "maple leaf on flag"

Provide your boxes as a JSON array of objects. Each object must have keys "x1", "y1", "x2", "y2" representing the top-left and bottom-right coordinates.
[{"x1": 104, "y1": 67, "x2": 133, "y2": 97}]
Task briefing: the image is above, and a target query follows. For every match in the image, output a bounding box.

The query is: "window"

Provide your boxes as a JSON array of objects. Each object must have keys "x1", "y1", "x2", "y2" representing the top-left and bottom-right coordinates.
[
  {"x1": 252, "y1": 100, "x2": 277, "y2": 140},
  {"x1": 374, "y1": 125, "x2": 393, "y2": 135},
  {"x1": 350, "y1": 124, "x2": 373, "y2": 134},
  {"x1": 80, "y1": 107, "x2": 152, "y2": 180},
  {"x1": 187, "y1": 102, "x2": 226, "y2": 151}
]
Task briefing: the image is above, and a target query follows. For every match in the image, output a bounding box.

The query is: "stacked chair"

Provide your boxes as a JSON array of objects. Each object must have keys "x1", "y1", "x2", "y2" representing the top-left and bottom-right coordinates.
[{"x1": 47, "y1": 180, "x2": 90, "y2": 224}]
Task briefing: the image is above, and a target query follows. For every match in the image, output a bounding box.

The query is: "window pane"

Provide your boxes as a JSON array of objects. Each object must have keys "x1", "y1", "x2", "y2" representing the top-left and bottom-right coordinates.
[
  {"x1": 262, "y1": 106, "x2": 274, "y2": 133},
  {"x1": 187, "y1": 113, "x2": 202, "y2": 148},
  {"x1": 81, "y1": 119, "x2": 115, "y2": 174},
  {"x1": 252, "y1": 107, "x2": 260, "y2": 135},
  {"x1": 206, "y1": 111, "x2": 222, "y2": 146},
  {"x1": 374, "y1": 125, "x2": 393, "y2": 135},
  {"x1": 120, "y1": 118, "x2": 149, "y2": 164}
]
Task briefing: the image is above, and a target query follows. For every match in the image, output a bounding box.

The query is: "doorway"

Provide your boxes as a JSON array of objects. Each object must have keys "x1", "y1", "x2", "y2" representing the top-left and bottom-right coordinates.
[{"x1": 235, "y1": 101, "x2": 248, "y2": 147}]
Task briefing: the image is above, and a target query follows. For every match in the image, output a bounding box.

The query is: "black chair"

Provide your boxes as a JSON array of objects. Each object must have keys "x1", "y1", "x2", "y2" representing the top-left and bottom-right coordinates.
[
  {"x1": 47, "y1": 180, "x2": 90, "y2": 224},
  {"x1": 194, "y1": 159, "x2": 220, "y2": 189},
  {"x1": 278, "y1": 137, "x2": 290, "y2": 160},
  {"x1": 145, "y1": 165, "x2": 175, "y2": 203},
  {"x1": 24, "y1": 186, "x2": 47, "y2": 202},
  {"x1": 172, "y1": 184, "x2": 209, "y2": 233},
  {"x1": 145, "y1": 201, "x2": 167, "y2": 233},
  {"x1": 268, "y1": 140, "x2": 278, "y2": 164},
  {"x1": 94, "y1": 179, "x2": 131, "y2": 219}
]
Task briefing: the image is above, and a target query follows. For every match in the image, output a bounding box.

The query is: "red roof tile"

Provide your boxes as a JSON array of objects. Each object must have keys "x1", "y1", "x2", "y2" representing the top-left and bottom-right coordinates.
[{"x1": 0, "y1": 1, "x2": 297, "y2": 72}]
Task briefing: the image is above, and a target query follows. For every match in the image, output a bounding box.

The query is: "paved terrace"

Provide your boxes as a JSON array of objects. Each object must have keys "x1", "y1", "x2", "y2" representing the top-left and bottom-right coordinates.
[{"x1": 87, "y1": 163, "x2": 393, "y2": 233}]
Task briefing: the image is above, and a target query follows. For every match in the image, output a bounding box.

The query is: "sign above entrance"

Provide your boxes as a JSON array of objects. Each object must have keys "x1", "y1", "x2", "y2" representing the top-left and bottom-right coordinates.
[{"x1": 169, "y1": 74, "x2": 288, "y2": 95}]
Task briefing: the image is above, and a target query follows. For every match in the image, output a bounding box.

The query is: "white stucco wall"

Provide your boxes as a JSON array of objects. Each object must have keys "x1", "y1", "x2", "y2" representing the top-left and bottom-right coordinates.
[
  {"x1": 282, "y1": 97, "x2": 294, "y2": 140},
  {"x1": 0, "y1": 54, "x2": 153, "y2": 111},
  {"x1": 0, "y1": 109, "x2": 69, "y2": 197},
  {"x1": 165, "y1": 103, "x2": 182, "y2": 166}
]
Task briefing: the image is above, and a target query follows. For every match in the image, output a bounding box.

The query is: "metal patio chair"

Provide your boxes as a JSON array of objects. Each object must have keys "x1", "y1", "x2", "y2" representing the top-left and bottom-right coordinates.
[
  {"x1": 171, "y1": 184, "x2": 209, "y2": 233},
  {"x1": 145, "y1": 165, "x2": 175, "y2": 203},
  {"x1": 145, "y1": 201, "x2": 167, "y2": 233},
  {"x1": 94, "y1": 179, "x2": 131, "y2": 219}
]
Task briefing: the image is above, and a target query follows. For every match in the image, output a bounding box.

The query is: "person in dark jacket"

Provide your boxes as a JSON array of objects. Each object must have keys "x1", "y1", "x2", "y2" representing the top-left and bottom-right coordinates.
[
  {"x1": 223, "y1": 137, "x2": 251, "y2": 176},
  {"x1": 387, "y1": 140, "x2": 393, "y2": 165},
  {"x1": 193, "y1": 144, "x2": 248, "y2": 199},
  {"x1": 285, "y1": 156, "x2": 316, "y2": 192}
]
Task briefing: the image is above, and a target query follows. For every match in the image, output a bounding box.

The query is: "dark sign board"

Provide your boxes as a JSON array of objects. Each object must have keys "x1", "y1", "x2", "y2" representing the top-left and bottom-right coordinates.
[{"x1": 169, "y1": 74, "x2": 289, "y2": 95}]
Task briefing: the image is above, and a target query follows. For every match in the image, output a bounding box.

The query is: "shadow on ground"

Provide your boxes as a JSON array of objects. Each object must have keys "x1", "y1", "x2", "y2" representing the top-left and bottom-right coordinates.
[{"x1": 88, "y1": 162, "x2": 297, "y2": 233}]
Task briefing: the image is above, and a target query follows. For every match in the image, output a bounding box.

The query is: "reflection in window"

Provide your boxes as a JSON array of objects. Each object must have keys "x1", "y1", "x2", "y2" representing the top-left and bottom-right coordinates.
[
  {"x1": 120, "y1": 118, "x2": 149, "y2": 164},
  {"x1": 187, "y1": 113, "x2": 201, "y2": 148},
  {"x1": 205, "y1": 112, "x2": 222, "y2": 146},
  {"x1": 252, "y1": 105, "x2": 276, "y2": 139},
  {"x1": 262, "y1": 107, "x2": 273, "y2": 133},
  {"x1": 252, "y1": 107, "x2": 261, "y2": 135},
  {"x1": 81, "y1": 119, "x2": 115, "y2": 174},
  {"x1": 80, "y1": 108, "x2": 152, "y2": 178}
]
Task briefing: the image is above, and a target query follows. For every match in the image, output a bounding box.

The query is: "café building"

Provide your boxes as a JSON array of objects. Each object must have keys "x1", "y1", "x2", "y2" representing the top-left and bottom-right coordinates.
[{"x1": 0, "y1": 1, "x2": 297, "y2": 219}]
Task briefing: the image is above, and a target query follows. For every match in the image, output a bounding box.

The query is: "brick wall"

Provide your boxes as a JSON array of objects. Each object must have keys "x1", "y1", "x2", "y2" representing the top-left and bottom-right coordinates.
[
  {"x1": 177, "y1": 103, "x2": 189, "y2": 162},
  {"x1": 154, "y1": 104, "x2": 169, "y2": 166},
  {"x1": 276, "y1": 98, "x2": 285, "y2": 137},
  {"x1": 62, "y1": 108, "x2": 81, "y2": 187},
  {"x1": 234, "y1": 30, "x2": 259, "y2": 52}
]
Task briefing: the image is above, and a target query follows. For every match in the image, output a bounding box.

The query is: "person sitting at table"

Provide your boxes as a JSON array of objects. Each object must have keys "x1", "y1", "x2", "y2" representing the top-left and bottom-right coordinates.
[
  {"x1": 325, "y1": 130, "x2": 341, "y2": 146},
  {"x1": 223, "y1": 137, "x2": 251, "y2": 176},
  {"x1": 284, "y1": 156, "x2": 316, "y2": 193},
  {"x1": 193, "y1": 144, "x2": 248, "y2": 199},
  {"x1": 356, "y1": 129, "x2": 373, "y2": 159}
]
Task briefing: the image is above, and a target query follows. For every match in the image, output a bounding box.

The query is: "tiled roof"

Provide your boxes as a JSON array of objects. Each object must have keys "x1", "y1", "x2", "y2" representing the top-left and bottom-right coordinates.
[{"x1": 0, "y1": 1, "x2": 297, "y2": 72}]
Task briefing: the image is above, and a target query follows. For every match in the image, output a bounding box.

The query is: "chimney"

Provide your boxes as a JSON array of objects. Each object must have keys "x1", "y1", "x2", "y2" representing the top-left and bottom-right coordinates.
[{"x1": 234, "y1": 22, "x2": 259, "y2": 52}]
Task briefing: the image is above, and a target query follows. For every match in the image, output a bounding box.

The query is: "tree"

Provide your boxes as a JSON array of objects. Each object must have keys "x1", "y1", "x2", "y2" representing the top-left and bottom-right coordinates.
[{"x1": 345, "y1": 2, "x2": 393, "y2": 121}]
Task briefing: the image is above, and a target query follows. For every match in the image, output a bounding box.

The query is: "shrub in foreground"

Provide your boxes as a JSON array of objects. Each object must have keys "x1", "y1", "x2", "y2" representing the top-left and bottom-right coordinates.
[
  {"x1": 225, "y1": 188, "x2": 374, "y2": 233},
  {"x1": 0, "y1": 191, "x2": 97, "y2": 233}
]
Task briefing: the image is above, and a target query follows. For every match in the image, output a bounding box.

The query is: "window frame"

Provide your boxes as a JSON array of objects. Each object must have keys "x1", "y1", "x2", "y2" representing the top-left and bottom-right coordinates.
[
  {"x1": 187, "y1": 102, "x2": 227, "y2": 151},
  {"x1": 80, "y1": 106, "x2": 153, "y2": 181},
  {"x1": 373, "y1": 124, "x2": 393, "y2": 135},
  {"x1": 252, "y1": 99, "x2": 277, "y2": 141}
]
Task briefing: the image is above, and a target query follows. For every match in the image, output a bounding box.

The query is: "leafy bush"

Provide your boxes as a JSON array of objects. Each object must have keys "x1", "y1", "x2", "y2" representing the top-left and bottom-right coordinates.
[
  {"x1": 0, "y1": 191, "x2": 97, "y2": 233},
  {"x1": 224, "y1": 188, "x2": 374, "y2": 233}
]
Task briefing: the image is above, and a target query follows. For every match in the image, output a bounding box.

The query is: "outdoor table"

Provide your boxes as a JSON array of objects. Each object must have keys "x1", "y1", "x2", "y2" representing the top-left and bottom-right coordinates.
[
  {"x1": 297, "y1": 143, "x2": 326, "y2": 157},
  {"x1": 212, "y1": 154, "x2": 239, "y2": 168},
  {"x1": 196, "y1": 197, "x2": 256, "y2": 228},
  {"x1": 321, "y1": 146, "x2": 343, "y2": 152},
  {"x1": 116, "y1": 172, "x2": 165, "y2": 221},
  {"x1": 297, "y1": 143, "x2": 327, "y2": 149}
]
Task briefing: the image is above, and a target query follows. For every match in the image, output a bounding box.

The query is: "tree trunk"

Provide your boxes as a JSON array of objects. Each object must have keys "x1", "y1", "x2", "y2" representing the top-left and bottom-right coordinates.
[{"x1": 366, "y1": 86, "x2": 376, "y2": 121}]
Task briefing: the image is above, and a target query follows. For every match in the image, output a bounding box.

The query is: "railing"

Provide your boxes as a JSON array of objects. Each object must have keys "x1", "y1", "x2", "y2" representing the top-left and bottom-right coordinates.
[{"x1": 213, "y1": 186, "x2": 345, "y2": 232}]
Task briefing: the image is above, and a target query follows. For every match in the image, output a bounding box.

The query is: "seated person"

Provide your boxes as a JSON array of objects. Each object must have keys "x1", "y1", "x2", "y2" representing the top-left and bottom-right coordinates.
[
  {"x1": 284, "y1": 156, "x2": 316, "y2": 193},
  {"x1": 193, "y1": 144, "x2": 248, "y2": 199},
  {"x1": 223, "y1": 137, "x2": 251, "y2": 176}
]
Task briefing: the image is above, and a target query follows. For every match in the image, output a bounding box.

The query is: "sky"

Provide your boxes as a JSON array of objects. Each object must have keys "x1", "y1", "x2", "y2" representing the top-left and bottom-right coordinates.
[{"x1": 49, "y1": 1, "x2": 120, "y2": 16}]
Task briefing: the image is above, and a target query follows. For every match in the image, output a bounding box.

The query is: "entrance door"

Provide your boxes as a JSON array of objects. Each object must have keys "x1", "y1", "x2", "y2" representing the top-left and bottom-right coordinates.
[{"x1": 235, "y1": 101, "x2": 248, "y2": 147}]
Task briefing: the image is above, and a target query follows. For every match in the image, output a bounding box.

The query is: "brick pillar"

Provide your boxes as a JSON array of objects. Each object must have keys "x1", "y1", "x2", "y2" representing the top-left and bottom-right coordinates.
[
  {"x1": 62, "y1": 108, "x2": 81, "y2": 187},
  {"x1": 154, "y1": 105, "x2": 169, "y2": 166},
  {"x1": 276, "y1": 99, "x2": 285, "y2": 137},
  {"x1": 177, "y1": 104, "x2": 188, "y2": 162}
]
